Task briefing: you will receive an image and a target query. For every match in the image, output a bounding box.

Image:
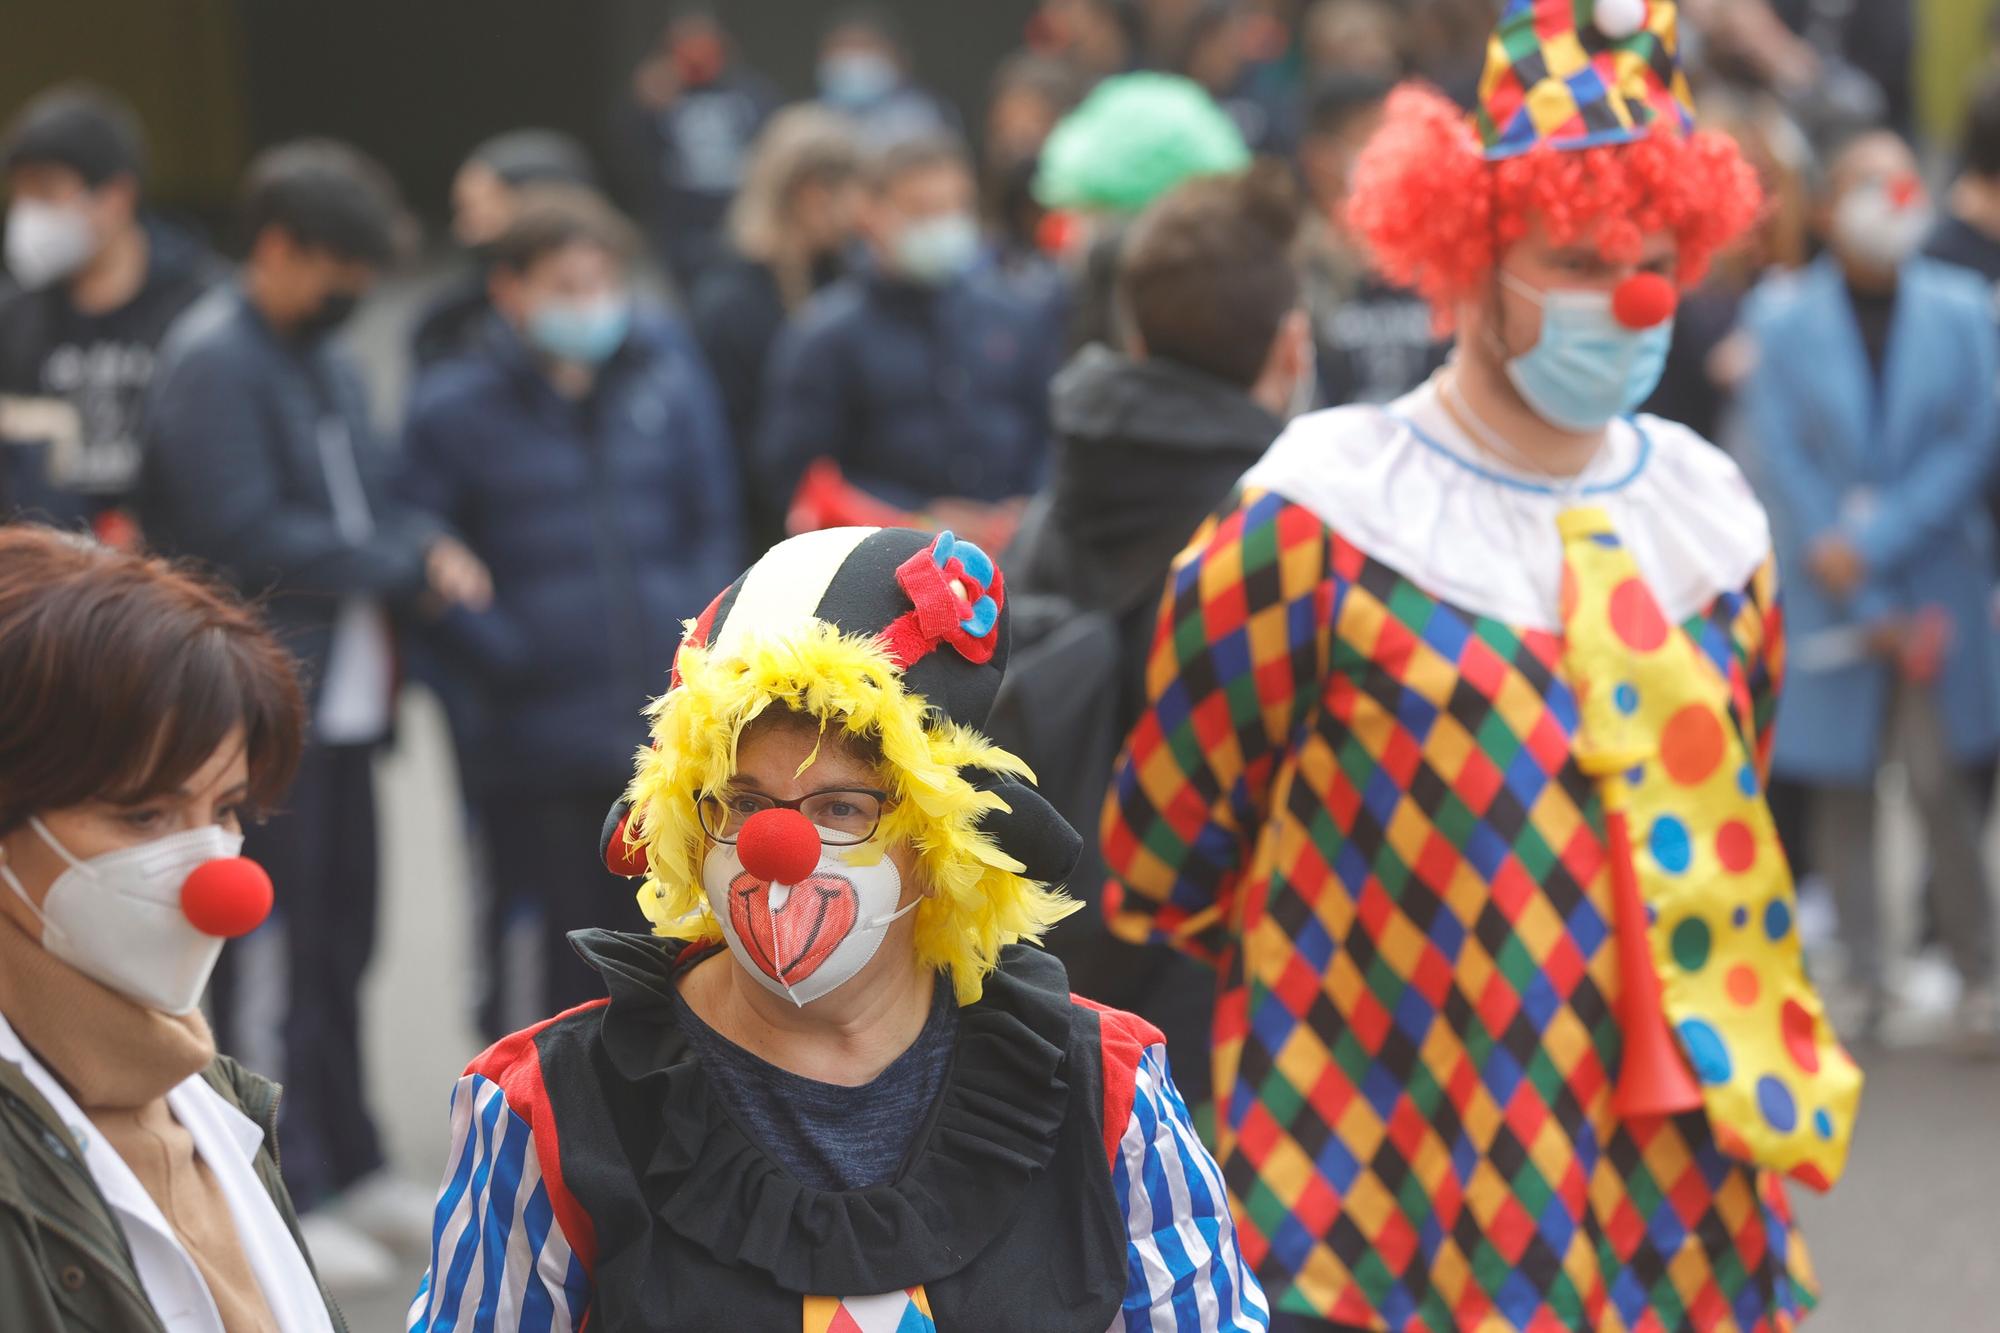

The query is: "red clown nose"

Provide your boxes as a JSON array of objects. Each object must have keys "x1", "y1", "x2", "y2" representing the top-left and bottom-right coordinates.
[
  {"x1": 181, "y1": 858, "x2": 274, "y2": 938},
  {"x1": 736, "y1": 808, "x2": 822, "y2": 886},
  {"x1": 1612, "y1": 273, "x2": 1677, "y2": 330}
]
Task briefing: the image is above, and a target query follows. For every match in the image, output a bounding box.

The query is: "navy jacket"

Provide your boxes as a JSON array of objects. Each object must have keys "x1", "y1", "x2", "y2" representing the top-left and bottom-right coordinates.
[
  {"x1": 399, "y1": 314, "x2": 745, "y2": 793},
  {"x1": 758, "y1": 268, "x2": 1058, "y2": 512},
  {"x1": 140, "y1": 285, "x2": 436, "y2": 702}
]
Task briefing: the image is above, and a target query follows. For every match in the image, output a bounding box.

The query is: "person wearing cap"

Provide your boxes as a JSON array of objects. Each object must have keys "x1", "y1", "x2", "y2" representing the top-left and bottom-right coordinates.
[
  {"x1": 1103, "y1": 3, "x2": 1859, "y2": 1328},
  {"x1": 0, "y1": 83, "x2": 220, "y2": 535},
  {"x1": 0, "y1": 525, "x2": 344, "y2": 1330},
  {"x1": 408, "y1": 526, "x2": 1269, "y2": 1330},
  {"x1": 411, "y1": 128, "x2": 600, "y2": 370}
]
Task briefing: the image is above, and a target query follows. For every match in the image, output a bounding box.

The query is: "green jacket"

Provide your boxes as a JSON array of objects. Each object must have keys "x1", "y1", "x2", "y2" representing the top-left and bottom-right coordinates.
[{"x1": 0, "y1": 1051, "x2": 346, "y2": 1331}]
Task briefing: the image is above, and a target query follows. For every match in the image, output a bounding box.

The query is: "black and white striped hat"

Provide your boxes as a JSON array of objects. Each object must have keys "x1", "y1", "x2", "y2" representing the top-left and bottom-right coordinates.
[{"x1": 602, "y1": 526, "x2": 1079, "y2": 884}]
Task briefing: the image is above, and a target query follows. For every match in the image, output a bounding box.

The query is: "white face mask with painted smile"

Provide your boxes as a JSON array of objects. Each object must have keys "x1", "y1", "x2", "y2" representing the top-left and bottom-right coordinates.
[{"x1": 701, "y1": 833, "x2": 917, "y2": 1007}]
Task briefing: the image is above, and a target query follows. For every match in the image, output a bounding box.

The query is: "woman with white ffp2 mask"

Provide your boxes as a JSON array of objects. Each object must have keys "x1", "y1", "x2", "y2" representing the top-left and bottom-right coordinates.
[{"x1": 0, "y1": 525, "x2": 342, "y2": 1332}]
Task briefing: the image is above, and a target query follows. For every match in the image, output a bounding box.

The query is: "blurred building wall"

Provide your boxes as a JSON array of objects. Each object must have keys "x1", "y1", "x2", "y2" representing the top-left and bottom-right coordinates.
[{"x1": 0, "y1": 0, "x2": 1036, "y2": 232}]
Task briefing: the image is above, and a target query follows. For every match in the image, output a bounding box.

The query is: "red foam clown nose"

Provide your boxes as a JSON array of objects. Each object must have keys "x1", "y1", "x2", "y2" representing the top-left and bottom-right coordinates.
[
  {"x1": 736, "y1": 808, "x2": 822, "y2": 886},
  {"x1": 180, "y1": 858, "x2": 274, "y2": 939},
  {"x1": 1612, "y1": 272, "x2": 1677, "y2": 330}
]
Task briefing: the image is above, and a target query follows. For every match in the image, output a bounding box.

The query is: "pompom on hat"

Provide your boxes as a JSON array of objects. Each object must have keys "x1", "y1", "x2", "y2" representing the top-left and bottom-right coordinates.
[
  {"x1": 1475, "y1": 0, "x2": 1696, "y2": 160},
  {"x1": 600, "y1": 527, "x2": 1081, "y2": 1004}
]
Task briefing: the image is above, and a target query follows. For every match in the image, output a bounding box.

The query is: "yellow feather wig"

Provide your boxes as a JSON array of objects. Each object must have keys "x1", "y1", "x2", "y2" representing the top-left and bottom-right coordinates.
[{"x1": 620, "y1": 619, "x2": 1079, "y2": 1005}]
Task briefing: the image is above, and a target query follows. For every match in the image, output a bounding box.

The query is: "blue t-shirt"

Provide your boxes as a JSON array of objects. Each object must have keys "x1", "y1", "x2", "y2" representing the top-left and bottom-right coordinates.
[{"x1": 673, "y1": 977, "x2": 958, "y2": 1191}]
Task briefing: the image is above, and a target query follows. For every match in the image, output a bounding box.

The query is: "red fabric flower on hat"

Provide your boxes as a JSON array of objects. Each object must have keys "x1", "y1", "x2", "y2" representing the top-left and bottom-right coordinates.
[{"x1": 881, "y1": 530, "x2": 1006, "y2": 669}]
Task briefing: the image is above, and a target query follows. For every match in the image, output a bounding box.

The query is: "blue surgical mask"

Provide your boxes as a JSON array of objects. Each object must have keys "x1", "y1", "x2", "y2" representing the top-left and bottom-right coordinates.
[
  {"x1": 527, "y1": 295, "x2": 631, "y2": 365},
  {"x1": 1500, "y1": 272, "x2": 1672, "y2": 432},
  {"x1": 894, "y1": 213, "x2": 980, "y2": 286},
  {"x1": 819, "y1": 50, "x2": 898, "y2": 107}
]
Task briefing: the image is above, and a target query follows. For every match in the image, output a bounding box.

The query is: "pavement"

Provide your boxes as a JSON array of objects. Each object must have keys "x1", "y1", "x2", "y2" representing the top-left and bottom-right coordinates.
[{"x1": 323, "y1": 692, "x2": 2000, "y2": 1331}]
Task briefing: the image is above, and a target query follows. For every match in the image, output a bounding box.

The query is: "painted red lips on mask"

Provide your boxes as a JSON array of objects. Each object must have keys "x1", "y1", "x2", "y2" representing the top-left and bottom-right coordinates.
[{"x1": 728, "y1": 871, "x2": 859, "y2": 986}]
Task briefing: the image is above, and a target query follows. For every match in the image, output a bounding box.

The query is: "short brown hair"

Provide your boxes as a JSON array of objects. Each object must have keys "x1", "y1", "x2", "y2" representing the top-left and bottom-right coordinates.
[
  {"x1": 0, "y1": 527, "x2": 305, "y2": 834},
  {"x1": 864, "y1": 132, "x2": 971, "y2": 193},
  {"x1": 488, "y1": 184, "x2": 641, "y2": 275},
  {"x1": 1117, "y1": 160, "x2": 1303, "y2": 388}
]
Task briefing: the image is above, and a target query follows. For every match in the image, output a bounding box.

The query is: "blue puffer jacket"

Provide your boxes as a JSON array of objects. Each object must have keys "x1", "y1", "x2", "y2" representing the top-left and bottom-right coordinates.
[
  {"x1": 400, "y1": 313, "x2": 745, "y2": 792},
  {"x1": 757, "y1": 267, "x2": 1060, "y2": 511}
]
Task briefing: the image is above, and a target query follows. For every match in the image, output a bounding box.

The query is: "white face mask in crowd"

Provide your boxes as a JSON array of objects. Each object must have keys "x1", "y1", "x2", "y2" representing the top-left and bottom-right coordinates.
[
  {"x1": 1, "y1": 817, "x2": 271, "y2": 1015},
  {"x1": 1832, "y1": 176, "x2": 1934, "y2": 272},
  {"x1": 702, "y1": 832, "x2": 918, "y2": 1008},
  {"x1": 893, "y1": 212, "x2": 981, "y2": 286},
  {"x1": 4, "y1": 198, "x2": 98, "y2": 288},
  {"x1": 819, "y1": 50, "x2": 899, "y2": 107}
]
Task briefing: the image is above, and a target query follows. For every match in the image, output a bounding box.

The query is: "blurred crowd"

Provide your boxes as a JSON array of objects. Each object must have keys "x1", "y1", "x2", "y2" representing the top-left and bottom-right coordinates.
[{"x1": 3, "y1": 0, "x2": 1998, "y2": 1296}]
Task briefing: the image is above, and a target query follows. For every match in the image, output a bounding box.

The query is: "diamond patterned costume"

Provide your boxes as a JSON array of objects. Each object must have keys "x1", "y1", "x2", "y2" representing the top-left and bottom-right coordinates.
[{"x1": 1103, "y1": 392, "x2": 1817, "y2": 1330}]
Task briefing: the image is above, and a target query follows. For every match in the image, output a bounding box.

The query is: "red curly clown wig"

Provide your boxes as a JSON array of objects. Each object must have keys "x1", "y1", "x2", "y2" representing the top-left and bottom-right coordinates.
[{"x1": 1346, "y1": 84, "x2": 1764, "y2": 332}]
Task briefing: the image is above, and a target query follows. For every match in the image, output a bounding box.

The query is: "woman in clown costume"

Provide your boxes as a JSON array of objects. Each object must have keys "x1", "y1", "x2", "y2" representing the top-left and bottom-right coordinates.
[
  {"x1": 407, "y1": 526, "x2": 1269, "y2": 1330},
  {"x1": 1101, "y1": 2, "x2": 1861, "y2": 1330}
]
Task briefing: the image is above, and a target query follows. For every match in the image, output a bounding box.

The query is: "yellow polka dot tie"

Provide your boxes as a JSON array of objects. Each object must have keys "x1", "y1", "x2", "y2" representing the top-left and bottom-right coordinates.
[{"x1": 1558, "y1": 506, "x2": 1860, "y2": 1189}]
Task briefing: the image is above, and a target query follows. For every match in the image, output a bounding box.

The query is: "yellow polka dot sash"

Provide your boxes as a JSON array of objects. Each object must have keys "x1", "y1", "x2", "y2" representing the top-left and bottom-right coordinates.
[{"x1": 1558, "y1": 506, "x2": 1860, "y2": 1189}]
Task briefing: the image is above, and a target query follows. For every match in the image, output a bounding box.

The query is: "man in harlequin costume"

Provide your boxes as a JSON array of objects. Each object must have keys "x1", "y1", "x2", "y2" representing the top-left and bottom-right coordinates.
[
  {"x1": 407, "y1": 525, "x2": 1270, "y2": 1330},
  {"x1": 1101, "y1": 3, "x2": 1862, "y2": 1330}
]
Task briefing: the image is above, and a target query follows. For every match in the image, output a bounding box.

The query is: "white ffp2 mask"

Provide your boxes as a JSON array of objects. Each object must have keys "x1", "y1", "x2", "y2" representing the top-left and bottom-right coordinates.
[
  {"x1": 5, "y1": 200, "x2": 96, "y2": 288},
  {"x1": 702, "y1": 834, "x2": 917, "y2": 1007},
  {"x1": 2, "y1": 818, "x2": 249, "y2": 1014}
]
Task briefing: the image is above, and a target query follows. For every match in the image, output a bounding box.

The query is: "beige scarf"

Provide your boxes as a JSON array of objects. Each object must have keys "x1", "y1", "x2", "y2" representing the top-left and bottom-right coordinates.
[{"x1": 0, "y1": 912, "x2": 280, "y2": 1332}]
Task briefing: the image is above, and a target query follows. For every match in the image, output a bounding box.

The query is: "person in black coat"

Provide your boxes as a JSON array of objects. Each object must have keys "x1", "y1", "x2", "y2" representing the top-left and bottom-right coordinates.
[
  {"x1": 140, "y1": 139, "x2": 491, "y2": 1268},
  {"x1": 759, "y1": 133, "x2": 1060, "y2": 549},
  {"x1": 1003, "y1": 161, "x2": 1316, "y2": 1109},
  {"x1": 0, "y1": 84, "x2": 220, "y2": 533},
  {"x1": 688, "y1": 105, "x2": 863, "y2": 555},
  {"x1": 400, "y1": 185, "x2": 746, "y2": 1028}
]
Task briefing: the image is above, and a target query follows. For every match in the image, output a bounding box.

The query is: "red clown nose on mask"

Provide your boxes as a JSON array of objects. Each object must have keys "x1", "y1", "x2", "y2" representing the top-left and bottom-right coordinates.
[
  {"x1": 1612, "y1": 272, "x2": 1678, "y2": 330},
  {"x1": 736, "y1": 808, "x2": 824, "y2": 885},
  {"x1": 180, "y1": 858, "x2": 274, "y2": 938}
]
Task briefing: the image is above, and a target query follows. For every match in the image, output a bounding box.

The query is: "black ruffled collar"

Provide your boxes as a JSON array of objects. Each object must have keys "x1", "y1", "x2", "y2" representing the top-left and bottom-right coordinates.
[{"x1": 571, "y1": 930, "x2": 1074, "y2": 1295}]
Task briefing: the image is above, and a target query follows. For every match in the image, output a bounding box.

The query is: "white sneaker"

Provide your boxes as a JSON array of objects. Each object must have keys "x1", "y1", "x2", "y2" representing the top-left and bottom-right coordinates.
[
  {"x1": 298, "y1": 1211, "x2": 399, "y2": 1293},
  {"x1": 329, "y1": 1171, "x2": 438, "y2": 1254}
]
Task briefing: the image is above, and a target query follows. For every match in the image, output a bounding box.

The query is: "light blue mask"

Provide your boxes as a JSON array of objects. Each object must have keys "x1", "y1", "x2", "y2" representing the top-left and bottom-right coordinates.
[
  {"x1": 894, "y1": 213, "x2": 981, "y2": 287},
  {"x1": 819, "y1": 51, "x2": 898, "y2": 107},
  {"x1": 527, "y1": 295, "x2": 631, "y2": 366},
  {"x1": 1500, "y1": 273, "x2": 1672, "y2": 432}
]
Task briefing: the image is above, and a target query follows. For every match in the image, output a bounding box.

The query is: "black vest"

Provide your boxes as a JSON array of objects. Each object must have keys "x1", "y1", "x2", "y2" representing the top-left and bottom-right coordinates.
[{"x1": 537, "y1": 931, "x2": 1128, "y2": 1330}]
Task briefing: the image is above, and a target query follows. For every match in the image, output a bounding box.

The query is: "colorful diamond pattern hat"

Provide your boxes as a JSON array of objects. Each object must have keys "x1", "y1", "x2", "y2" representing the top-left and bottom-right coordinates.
[{"x1": 1475, "y1": 0, "x2": 1696, "y2": 160}]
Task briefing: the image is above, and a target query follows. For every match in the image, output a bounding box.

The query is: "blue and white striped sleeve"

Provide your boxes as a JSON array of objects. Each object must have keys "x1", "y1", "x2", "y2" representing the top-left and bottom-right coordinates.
[
  {"x1": 1111, "y1": 1044, "x2": 1271, "y2": 1332},
  {"x1": 407, "y1": 1073, "x2": 591, "y2": 1333}
]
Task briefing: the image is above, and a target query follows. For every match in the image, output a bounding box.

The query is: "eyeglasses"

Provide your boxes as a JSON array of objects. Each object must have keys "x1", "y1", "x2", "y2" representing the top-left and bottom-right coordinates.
[{"x1": 696, "y1": 787, "x2": 893, "y2": 847}]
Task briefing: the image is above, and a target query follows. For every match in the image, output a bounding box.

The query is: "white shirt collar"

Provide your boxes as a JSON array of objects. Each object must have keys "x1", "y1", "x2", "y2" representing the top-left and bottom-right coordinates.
[
  {"x1": 0, "y1": 1011, "x2": 333, "y2": 1333},
  {"x1": 1241, "y1": 380, "x2": 1772, "y2": 631}
]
